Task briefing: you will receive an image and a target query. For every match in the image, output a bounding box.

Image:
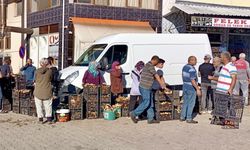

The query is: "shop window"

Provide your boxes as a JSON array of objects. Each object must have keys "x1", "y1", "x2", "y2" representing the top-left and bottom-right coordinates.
[
  {"x1": 95, "y1": 0, "x2": 108, "y2": 5},
  {"x1": 39, "y1": 25, "x2": 59, "y2": 34},
  {"x1": 74, "y1": 0, "x2": 92, "y2": 3},
  {"x1": 15, "y1": 2, "x2": 22, "y2": 16},
  {"x1": 109, "y1": 0, "x2": 126, "y2": 7},
  {"x1": 0, "y1": 39, "x2": 3, "y2": 49},
  {"x1": 5, "y1": 36, "x2": 11, "y2": 49},
  {"x1": 49, "y1": 24, "x2": 59, "y2": 33},
  {"x1": 0, "y1": 57, "x2": 2, "y2": 66},
  {"x1": 141, "y1": 0, "x2": 158, "y2": 10},
  {"x1": 39, "y1": 26, "x2": 49, "y2": 34},
  {"x1": 37, "y1": 0, "x2": 49, "y2": 12},
  {"x1": 127, "y1": 0, "x2": 140, "y2": 7},
  {"x1": 208, "y1": 34, "x2": 222, "y2": 44},
  {"x1": 51, "y1": 0, "x2": 60, "y2": 7},
  {"x1": 28, "y1": 0, "x2": 60, "y2": 13}
]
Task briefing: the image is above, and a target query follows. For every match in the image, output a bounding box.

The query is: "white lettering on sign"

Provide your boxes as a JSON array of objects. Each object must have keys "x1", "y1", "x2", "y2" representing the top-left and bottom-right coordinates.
[
  {"x1": 212, "y1": 18, "x2": 250, "y2": 28},
  {"x1": 48, "y1": 33, "x2": 59, "y2": 46}
]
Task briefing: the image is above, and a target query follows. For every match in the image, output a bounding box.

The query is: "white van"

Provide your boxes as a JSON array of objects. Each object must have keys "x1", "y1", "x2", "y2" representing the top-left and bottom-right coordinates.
[{"x1": 60, "y1": 33, "x2": 212, "y2": 92}]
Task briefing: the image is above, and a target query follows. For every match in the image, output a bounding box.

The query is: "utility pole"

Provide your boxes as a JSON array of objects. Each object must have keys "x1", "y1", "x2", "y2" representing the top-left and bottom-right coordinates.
[{"x1": 61, "y1": 0, "x2": 65, "y2": 69}]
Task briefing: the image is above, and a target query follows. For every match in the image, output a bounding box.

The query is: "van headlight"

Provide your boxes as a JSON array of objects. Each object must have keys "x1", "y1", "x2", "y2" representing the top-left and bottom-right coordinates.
[{"x1": 63, "y1": 71, "x2": 79, "y2": 86}]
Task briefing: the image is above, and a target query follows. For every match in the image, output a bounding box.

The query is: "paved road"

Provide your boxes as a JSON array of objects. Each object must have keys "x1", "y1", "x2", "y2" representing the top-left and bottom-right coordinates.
[{"x1": 0, "y1": 107, "x2": 250, "y2": 150}]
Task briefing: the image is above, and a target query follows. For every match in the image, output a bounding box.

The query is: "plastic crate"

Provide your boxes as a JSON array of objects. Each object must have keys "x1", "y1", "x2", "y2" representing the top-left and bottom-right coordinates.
[
  {"x1": 84, "y1": 95, "x2": 99, "y2": 102},
  {"x1": 83, "y1": 85, "x2": 99, "y2": 95},
  {"x1": 20, "y1": 99, "x2": 31, "y2": 107},
  {"x1": 100, "y1": 95, "x2": 111, "y2": 103},
  {"x1": 155, "y1": 91, "x2": 167, "y2": 101},
  {"x1": 20, "y1": 107, "x2": 29, "y2": 115},
  {"x1": 69, "y1": 94, "x2": 83, "y2": 109},
  {"x1": 29, "y1": 108, "x2": 37, "y2": 117},
  {"x1": 70, "y1": 109, "x2": 83, "y2": 120},
  {"x1": 100, "y1": 85, "x2": 111, "y2": 95},
  {"x1": 86, "y1": 101, "x2": 99, "y2": 111},
  {"x1": 212, "y1": 91, "x2": 245, "y2": 128},
  {"x1": 15, "y1": 75, "x2": 26, "y2": 90},
  {"x1": 30, "y1": 99, "x2": 36, "y2": 108},
  {"x1": 159, "y1": 112, "x2": 173, "y2": 121},
  {"x1": 172, "y1": 90, "x2": 180, "y2": 99},
  {"x1": 12, "y1": 106, "x2": 20, "y2": 113},
  {"x1": 158, "y1": 102, "x2": 173, "y2": 112},
  {"x1": 173, "y1": 107, "x2": 181, "y2": 120},
  {"x1": 122, "y1": 107, "x2": 129, "y2": 117},
  {"x1": 86, "y1": 111, "x2": 98, "y2": 119}
]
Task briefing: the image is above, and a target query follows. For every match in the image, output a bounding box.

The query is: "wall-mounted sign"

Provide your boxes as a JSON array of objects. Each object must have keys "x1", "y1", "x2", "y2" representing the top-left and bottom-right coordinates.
[
  {"x1": 19, "y1": 45, "x2": 25, "y2": 59},
  {"x1": 191, "y1": 16, "x2": 250, "y2": 29}
]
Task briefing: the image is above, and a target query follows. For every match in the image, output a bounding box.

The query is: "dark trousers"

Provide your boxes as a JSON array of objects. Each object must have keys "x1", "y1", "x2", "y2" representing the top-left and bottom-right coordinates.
[
  {"x1": 0, "y1": 78, "x2": 13, "y2": 109},
  {"x1": 129, "y1": 95, "x2": 142, "y2": 112}
]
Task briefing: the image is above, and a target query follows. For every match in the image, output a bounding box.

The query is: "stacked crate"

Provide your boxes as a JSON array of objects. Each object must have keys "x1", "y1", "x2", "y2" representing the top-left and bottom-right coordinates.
[
  {"x1": 29, "y1": 97, "x2": 36, "y2": 117},
  {"x1": 12, "y1": 89, "x2": 36, "y2": 116},
  {"x1": 115, "y1": 97, "x2": 129, "y2": 117},
  {"x1": 84, "y1": 85, "x2": 99, "y2": 119},
  {"x1": 19, "y1": 90, "x2": 33, "y2": 116},
  {"x1": 155, "y1": 91, "x2": 174, "y2": 121},
  {"x1": 12, "y1": 89, "x2": 21, "y2": 113},
  {"x1": 12, "y1": 75, "x2": 26, "y2": 113},
  {"x1": 15, "y1": 75, "x2": 26, "y2": 90},
  {"x1": 68, "y1": 94, "x2": 84, "y2": 120},
  {"x1": 99, "y1": 85, "x2": 111, "y2": 118},
  {"x1": 171, "y1": 90, "x2": 181, "y2": 120}
]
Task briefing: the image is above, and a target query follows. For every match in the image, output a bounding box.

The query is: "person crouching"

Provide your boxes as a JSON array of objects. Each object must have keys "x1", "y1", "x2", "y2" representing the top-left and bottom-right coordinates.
[{"x1": 34, "y1": 58, "x2": 53, "y2": 124}]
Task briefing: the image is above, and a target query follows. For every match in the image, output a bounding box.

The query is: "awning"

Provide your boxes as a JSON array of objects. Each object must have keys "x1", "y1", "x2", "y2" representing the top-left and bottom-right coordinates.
[
  {"x1": 71, "y1": 17, "x2": 155, "y2": 60},
  {"x1": 71, "y1": 17, "x2": 152, "y2": 27},
  {"x1": 164, "y1": 3, "x2": 250, "y2": 17}
]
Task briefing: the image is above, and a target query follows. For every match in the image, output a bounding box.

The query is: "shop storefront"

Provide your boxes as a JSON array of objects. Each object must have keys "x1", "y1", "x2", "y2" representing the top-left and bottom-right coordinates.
[
  {"x1": 30, "y1": 33, "x2": 59, "y2": 68},
  {"x1": 163, "y1": 2, "x2": 250, "y2": 59},
  {"x1": 189, "y1": 16, "x2": 250, "y2": 58}
]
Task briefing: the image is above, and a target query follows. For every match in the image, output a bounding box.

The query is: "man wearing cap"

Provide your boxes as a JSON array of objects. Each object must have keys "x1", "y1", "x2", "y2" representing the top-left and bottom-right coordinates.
[
  {"x1": 234, "y1": 53, "x2": 250, "y2": 106},
  {"x1": 198, "y1": 54, "x2": 215, "y2": 114}
]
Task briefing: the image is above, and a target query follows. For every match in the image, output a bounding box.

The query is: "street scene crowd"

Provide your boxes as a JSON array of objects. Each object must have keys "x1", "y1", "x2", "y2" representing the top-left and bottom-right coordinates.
[{"x1": 0, "y1": 51, "x2": 248, "y2": 128}]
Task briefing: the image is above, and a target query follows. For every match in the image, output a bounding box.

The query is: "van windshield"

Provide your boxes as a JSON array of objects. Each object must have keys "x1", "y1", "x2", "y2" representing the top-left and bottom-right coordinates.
[{"x1": 74, "y1": 44, "x2": 107, "y2": 66}]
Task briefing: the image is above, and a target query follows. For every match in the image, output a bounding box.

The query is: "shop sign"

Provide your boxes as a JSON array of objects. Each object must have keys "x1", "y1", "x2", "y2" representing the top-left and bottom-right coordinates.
[
  {"x1": 191, "y1": 16, "x2": 250, "y2": 29},
  {"x1": 48, "y1": 34, "x2": 59, "y2": 46}
]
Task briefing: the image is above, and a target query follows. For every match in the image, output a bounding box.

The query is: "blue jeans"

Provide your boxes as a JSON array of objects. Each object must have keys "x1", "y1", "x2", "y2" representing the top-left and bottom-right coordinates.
[
  {"x1": 181, "y1": 89, "x2": 196, "y2": 121},
  {"x1": 132, "y1": 87, "x2": 154, "y2": 121}
]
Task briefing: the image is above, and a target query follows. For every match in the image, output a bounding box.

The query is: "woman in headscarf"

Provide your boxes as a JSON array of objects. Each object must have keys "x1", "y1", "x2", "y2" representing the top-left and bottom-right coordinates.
[
  {"x1": 82, "y1": 61, "x2": 105, "y2": 86},
  {"x1": 129, "y1": 61, "x2": 145, "y2": 112},
  {"x1": 110, "y1": 61, "x2": 123, "y2": 103}
]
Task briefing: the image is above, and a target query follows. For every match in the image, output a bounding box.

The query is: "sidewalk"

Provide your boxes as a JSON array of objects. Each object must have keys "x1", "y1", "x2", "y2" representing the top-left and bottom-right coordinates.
[{"x1": 0, "y1": 107, "x2": 250, "y2": 150}]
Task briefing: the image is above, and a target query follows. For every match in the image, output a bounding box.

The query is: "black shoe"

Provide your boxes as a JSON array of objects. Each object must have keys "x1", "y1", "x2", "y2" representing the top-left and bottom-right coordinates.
[
  {"x1": 130, "y1": 112, "x2": 138, "y2": 124},
  {"x1": 186, "y1": 120, "x2": 198, "y2": 124},
  {"x1": 148, "y1": 120, "x2": 160, "y2": 124},
  {"x1": 38, "y1": 118, "x2": 43, "y2": 124},
  {"x1": 180, "y1": 118, "x2": 186, "y2": 122}
]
